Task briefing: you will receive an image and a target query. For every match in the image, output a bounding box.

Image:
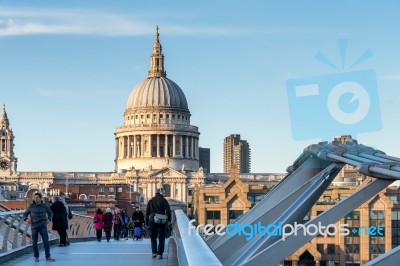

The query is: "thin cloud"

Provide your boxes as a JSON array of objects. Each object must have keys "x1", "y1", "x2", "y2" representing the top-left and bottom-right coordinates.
[
  {"x1": 35, "y1": 88, "x2": 119, "y2": 99},
  {"x1": 0, "y1": 6, "x2": 339, "y2": 37},
  {"x1": 0, "y1": 6, "x2": 231, "y2": 37}
]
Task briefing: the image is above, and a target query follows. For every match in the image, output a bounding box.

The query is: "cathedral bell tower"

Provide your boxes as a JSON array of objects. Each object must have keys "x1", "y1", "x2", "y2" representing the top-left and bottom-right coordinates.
[{"x1": 0, "y1": 104, "x2": 17, "y2": 175}]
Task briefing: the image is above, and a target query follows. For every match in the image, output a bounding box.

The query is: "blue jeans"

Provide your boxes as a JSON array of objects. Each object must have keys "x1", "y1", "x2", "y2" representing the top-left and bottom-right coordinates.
[{"x1": 31, "y1": 224, "x2": 51, "y2": 258}]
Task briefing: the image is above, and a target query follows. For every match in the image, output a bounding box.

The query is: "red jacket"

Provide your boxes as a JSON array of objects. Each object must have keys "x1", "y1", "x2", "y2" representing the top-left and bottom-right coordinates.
[{"x1": 93, "y1": 213, "x2": 104, "y2": 230}]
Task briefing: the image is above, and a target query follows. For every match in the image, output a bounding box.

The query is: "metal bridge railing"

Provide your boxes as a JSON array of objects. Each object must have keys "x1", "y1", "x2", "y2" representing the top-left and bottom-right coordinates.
[
  {"x1": 0, "y1": 210, "x2": 95, "y2": 255},
  {"x1": 171, "y1": 209, "x2": 222, "y2": 266}
]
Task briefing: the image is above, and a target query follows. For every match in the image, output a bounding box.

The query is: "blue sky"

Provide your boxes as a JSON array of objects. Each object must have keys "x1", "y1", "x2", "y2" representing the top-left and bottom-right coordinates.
[{"x1": 1, "y1": 1, "x2": 400, "y2": 173}]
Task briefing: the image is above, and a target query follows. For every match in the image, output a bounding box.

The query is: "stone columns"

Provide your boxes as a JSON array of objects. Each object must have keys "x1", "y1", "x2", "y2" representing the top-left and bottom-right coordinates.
[
  {"x1": 133, "y1": 135, "x2": 137, "y2": 157},
  {"x1": 165, "y1": 134, "x2": 169, "y2": 157},
  {"x1": 157, "y1": 134, "x2": 160, "y2": 157},
  {"x1": 180, "y1": 135, "x2": 183, "y2": 157},
  {"x1": 141, "y1": 135, "x2": 145, "y2": 157},
  {"x1": 185, "y1": 136, "x2": 189, "y2": 158},
  {"x1": 181, "y1": 183, "x2": 185, "y2": 202},
  {"x1": 173, "y1": 135, "x2": 176, "y2": 157},
  {"x1": 194, "y1": 138, "x2": 198, "y2": 159},
  {"x1": 115, "y1": 137, "x2": 119, "y2": 160},
  {"x1": 191, "y1": 137, "x2": 194, "y2": 159},
  {"x1": 149, "y1": 134, "x2": 152, "y2": 157},
  {"x1": 129, "y1": 136, "x2": 133, "y2": 158}
]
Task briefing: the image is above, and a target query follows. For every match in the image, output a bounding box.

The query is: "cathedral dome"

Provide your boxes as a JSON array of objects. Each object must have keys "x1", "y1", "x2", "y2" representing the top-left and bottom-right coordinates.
[
  {"x1": 115, "y1": 27, "x2": 200, "y2": 174},
  {"x1": 126, "y1": 77, "x2": 188, "y2": 112},
  {"x1": 125, "y1": 26, "x2": 189, "y2": 113}
]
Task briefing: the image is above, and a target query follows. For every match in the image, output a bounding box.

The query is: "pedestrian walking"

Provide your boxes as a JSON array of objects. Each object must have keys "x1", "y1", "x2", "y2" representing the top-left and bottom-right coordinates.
[
  {"x1": 132, "y1": 206, "x2": 145, "y2": 240},
  {"x1": 93, "y1": 208, "x2": 104, "y2": 242},
  {"x1": 103, "y1": 208, "x2": 113, "y2": 242},
  {"x1": 113, "y1": 208, "x2": 124, "y2": 240},
  {"x1": 50, "y1": 196, "x2": 68, "y2": 247},
  {"x1": 146, "y1": 188, "x2": 171, "y2": 260}
]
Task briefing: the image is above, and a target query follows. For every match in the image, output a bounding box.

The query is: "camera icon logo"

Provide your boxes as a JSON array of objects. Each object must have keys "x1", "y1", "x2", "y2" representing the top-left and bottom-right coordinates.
[{"x1": 286, "y1": 43, "x2": 382, "y2": 141}]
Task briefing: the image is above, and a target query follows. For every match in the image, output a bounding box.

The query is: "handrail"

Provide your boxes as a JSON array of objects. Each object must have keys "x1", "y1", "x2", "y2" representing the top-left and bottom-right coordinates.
[
  {"x1": 0, "y1": 210, "x2": 57, "y2": 253},
  {"x1": 0, "y1": 209, "x2": 96, "y2": 255},
  {"x1": 172, "y1": 209, "x2": 222, "y2": 266}
]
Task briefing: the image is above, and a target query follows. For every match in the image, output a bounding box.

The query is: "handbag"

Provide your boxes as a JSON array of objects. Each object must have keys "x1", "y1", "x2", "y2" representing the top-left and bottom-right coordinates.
[
  {"x1": 151, "y1": 199, "x2": 168, "y2": 224},
  {"x1": 154, "y1": 213, "x2": 168, "y2": 224},
  {"x1": 68, "y1": 210, "x2": 73, "y2": 220}
]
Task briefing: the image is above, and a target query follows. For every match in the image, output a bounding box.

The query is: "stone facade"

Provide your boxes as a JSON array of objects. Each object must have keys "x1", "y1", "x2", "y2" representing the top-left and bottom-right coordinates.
[{"x1": 192, "y1": 167, "x2": 282, "y2": 225}]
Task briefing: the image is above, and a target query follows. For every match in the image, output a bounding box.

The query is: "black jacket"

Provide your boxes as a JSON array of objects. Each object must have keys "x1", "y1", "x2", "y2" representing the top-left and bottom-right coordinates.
[
  {"x1": 145, "y1": 193, "x2": 171, "y2": 225},
  {"x1": 50, "y1": 200, "x2": 68, "y2": 230},
  {"x1": 132, "y1": 210, "x2": 145, "y2": 227}
]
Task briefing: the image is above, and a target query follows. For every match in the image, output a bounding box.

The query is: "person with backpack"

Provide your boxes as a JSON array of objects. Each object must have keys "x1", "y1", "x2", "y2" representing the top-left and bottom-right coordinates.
[{"x1": 145, "y1": 188, "x2": 171, "y2": 260}]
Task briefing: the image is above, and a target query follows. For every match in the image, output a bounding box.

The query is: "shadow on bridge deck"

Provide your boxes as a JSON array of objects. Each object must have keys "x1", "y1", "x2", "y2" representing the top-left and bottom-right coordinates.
[{"x1": 3, "y1": 238, "x2": 169, "y2": 266}]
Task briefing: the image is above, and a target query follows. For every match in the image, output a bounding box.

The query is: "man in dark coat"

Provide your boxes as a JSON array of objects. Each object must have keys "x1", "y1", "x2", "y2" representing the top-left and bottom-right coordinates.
[
  {"x1": 132, "y1": 206, "x2": 145, "y2": 228},
  {"x1": 103, "y1": 208, "x2": 114, "y2": 242},
  {"x1": 146, "y1": 188, "x2": 171, "y2": 260},
  {"x1": 23, "y1": 192, "x2": 55, "y2": 262},
  {"x1": 50, "y1": 196, "x2": 69, "y2": 246}
]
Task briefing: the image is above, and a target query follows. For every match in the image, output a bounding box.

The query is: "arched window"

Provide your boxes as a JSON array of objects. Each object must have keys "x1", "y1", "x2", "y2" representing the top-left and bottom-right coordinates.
[{"x1": 79, "y1": 194, "x2": 87, "y2": 200}]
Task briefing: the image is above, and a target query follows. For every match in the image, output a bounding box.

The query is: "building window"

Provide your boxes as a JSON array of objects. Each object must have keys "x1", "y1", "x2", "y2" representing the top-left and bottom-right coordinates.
[
  {"x1": 166, "y1": 114, "x2": 169, "y2": 119},
  {"x1": 172, "y1": 114, "x2": 175, "y2": 119},
  {"x1": 99, "y1": 187, "x2": 104, "y2": 193},
  {"x1": 389, "y1": 195, "x2": 399, "y2": 204},
  {"x1": 229, "y1": 210, "x2": 243, "y2": 223},
  {"x1": 147, "y1": 114, "x2": 150, "y2": 118},
  {"x1": 136, "y1": 115, "x2": 138, "y2": 119},
  {"x1": 205, "y1": 196, "x2": 220, "y2": 204},
  {"x1": 108, "y1": 195, "x2": 116, "y2": 200},
  {"x1": 117, "y1": 187, "x2": 122, "y2": 193},
  {"x1": 317, "y1": 244, "x2": 324, "y2": 254},
  {"x1": 370, "y1": 210, "x2": 386, "y2": 259},
  {"x1": 160, "y1": 114, "x2": 163, "y2": 119},
  {"x1": 109, "y1": 187, "x2": 114, "y2": 192},
  {"x1": 206, "y1": 210, "x2": 221, "y2": 226},
  {"x1": 79, "y1": 194, "x2": 87, "y2": 200},
  {"x1": 327, "y1": 244, "x2": 335, "y2": 254},
  {"x1": 392, "y1": 210, "x2": 400, "y2": 248},
  {"x1": 345, "y1": 244, "x2": 360, "y2": 254},
  {"x1": 178, "y1": 115, "x2": 180, "y2": 119}
]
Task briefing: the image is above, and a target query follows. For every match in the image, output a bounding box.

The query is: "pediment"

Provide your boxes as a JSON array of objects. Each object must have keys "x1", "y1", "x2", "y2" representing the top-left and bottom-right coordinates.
[{"x1": 149, "y1": 167, "x2": 187, "y2": 179}]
